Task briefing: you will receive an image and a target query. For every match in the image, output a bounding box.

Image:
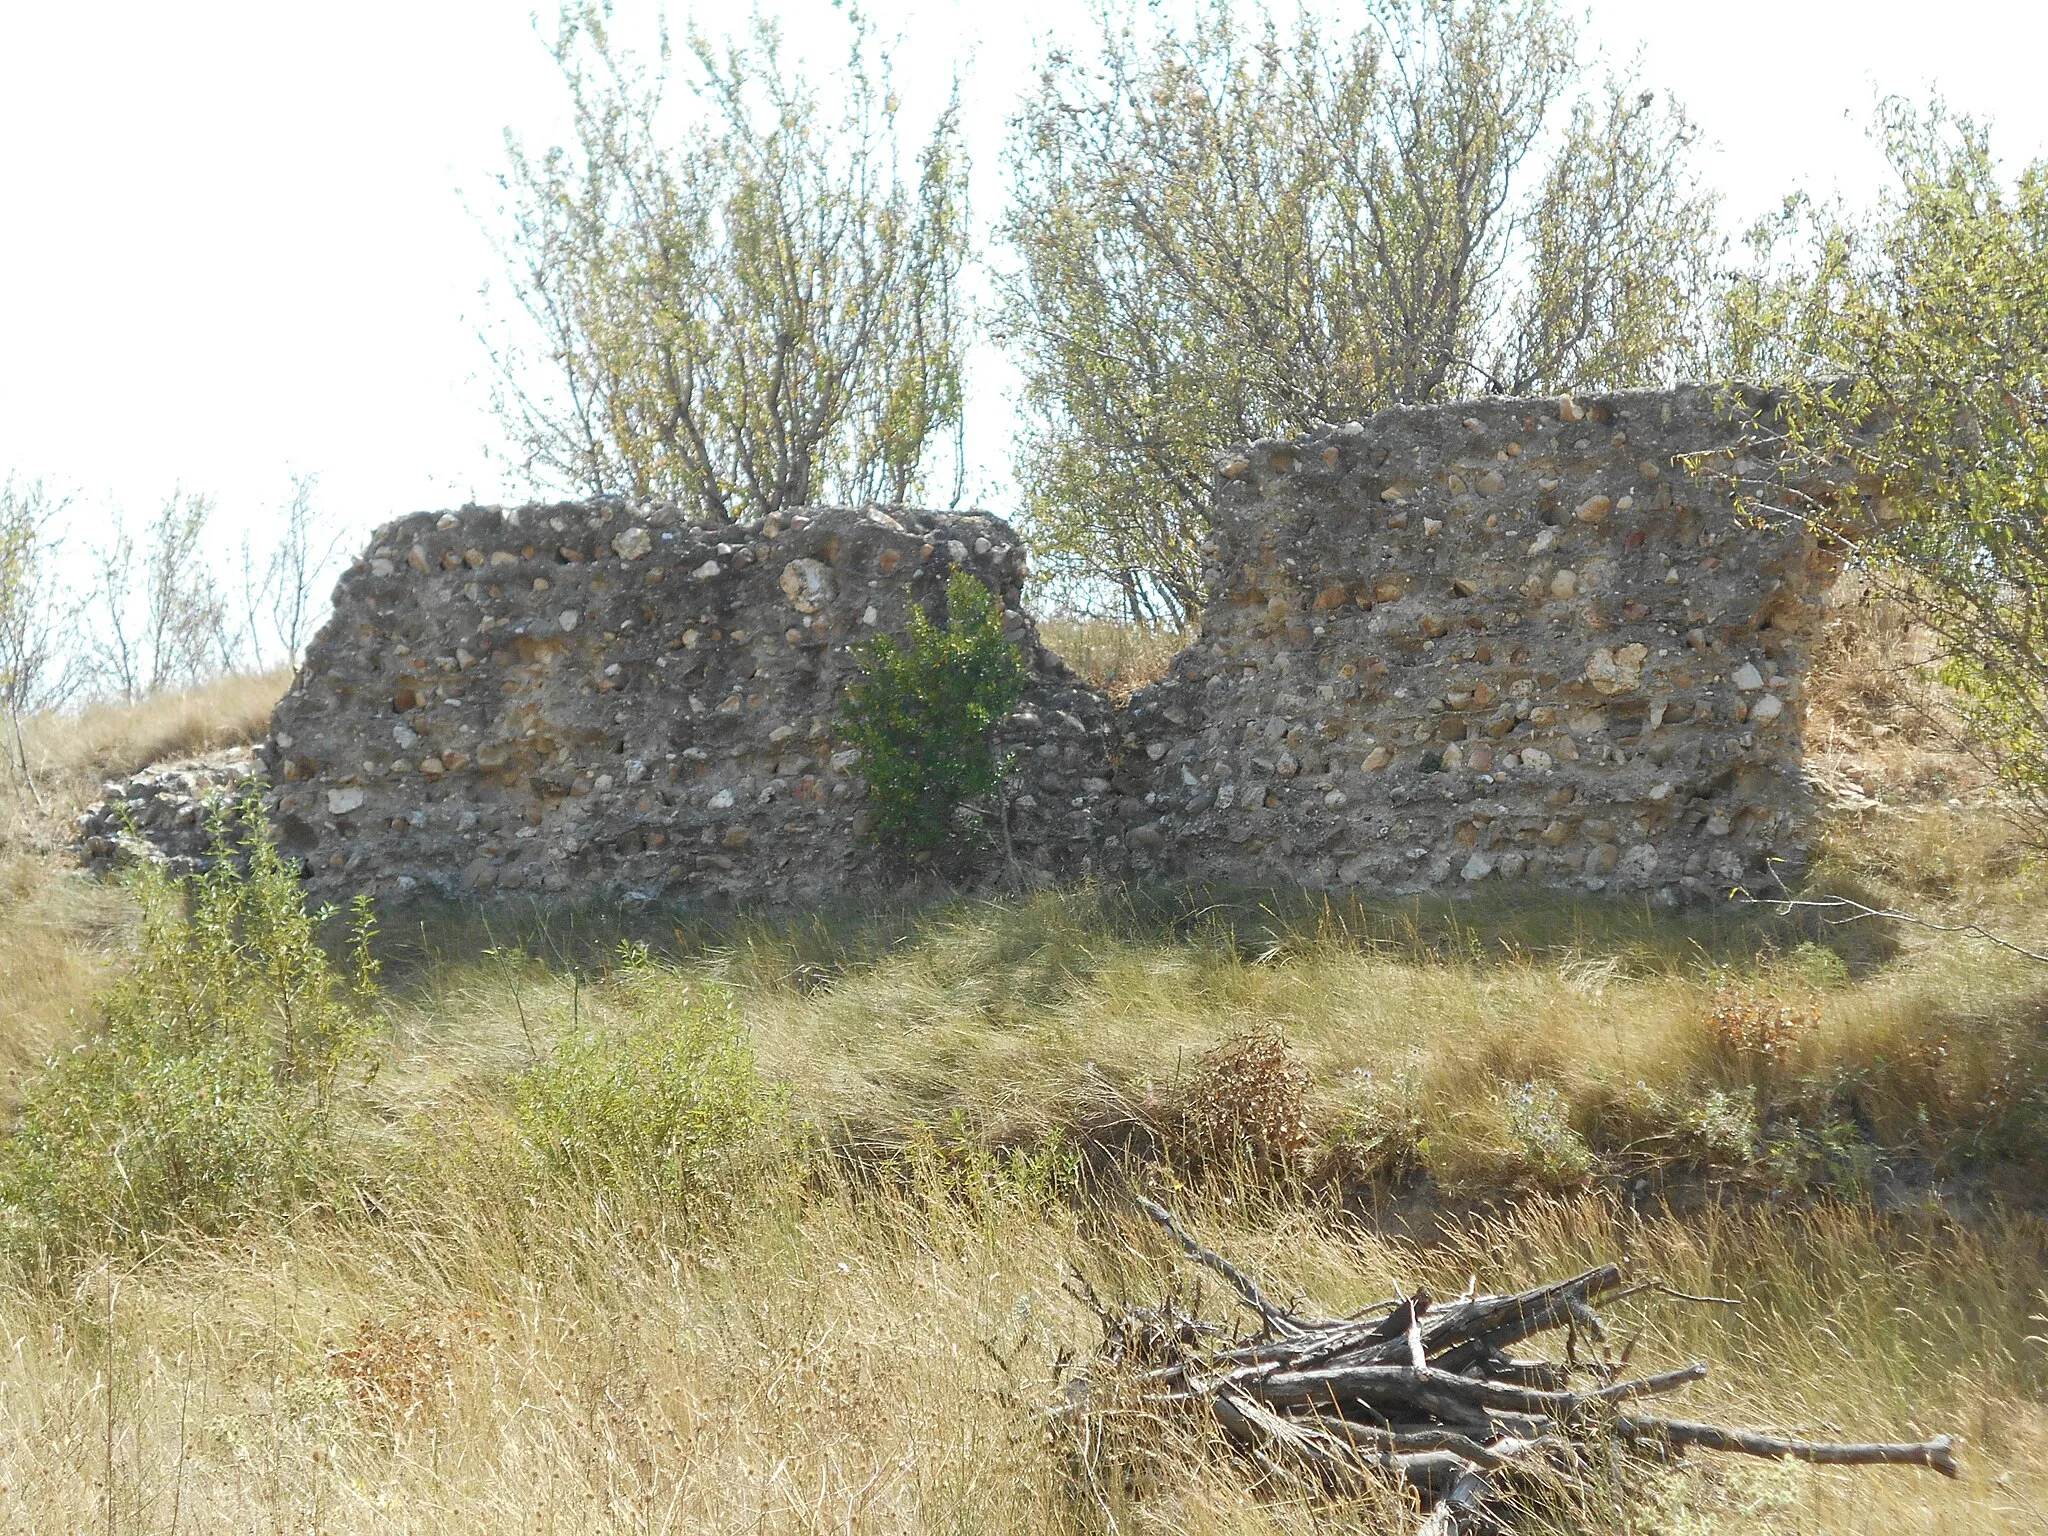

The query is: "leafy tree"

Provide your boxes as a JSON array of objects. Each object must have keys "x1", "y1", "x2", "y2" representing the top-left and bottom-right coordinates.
[
  {"x1": 1504, "y1": 77, "x2": 1721, "y2": 396},
  {"x1": 1699, "y1": 193, "x2": 1864, "y2": 388},
  {"x1": 492, "y1": 4, "x2": 970, "y2": 518},
  {"x1": 840, "y1": 573, "x2": 1027, "y2": 854},
  {"x1": 1001, "y1": 0, "x2": 1717, "y2": 618},
  {"x1": 1764, "y1": 102, "x2": 2048, "y2": 839}
]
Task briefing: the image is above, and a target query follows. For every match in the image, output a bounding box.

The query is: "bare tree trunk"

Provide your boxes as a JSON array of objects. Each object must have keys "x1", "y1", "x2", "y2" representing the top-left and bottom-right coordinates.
[{"x1": 8, "y1": 708, "x2": 42, "y2": 812}]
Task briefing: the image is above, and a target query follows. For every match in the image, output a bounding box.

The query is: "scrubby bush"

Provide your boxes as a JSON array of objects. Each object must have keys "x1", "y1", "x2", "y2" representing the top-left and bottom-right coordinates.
[
  {"x1": 1182, "y1": 1022, "x2": 1314, "y2": 1170},
  {"x1": 511, "y1": 956, "x2": 776, "y2": 1209},
  {"x1": 1502, "y1": 1080, "x2": 1597, "y2": 1184},
  {"x1": 1705, "y1": 985, "x2": 1819, "y2": 1081},
  {"x1": 0, "y1": 802, "x2": 379, "y2": 1265},
  {"x1": 1317, "y1": 1071, "x2": 1426, "y2": 1191},
  {"x1": 839, "y1": 572, "x2": 1027, "y2": 854},
  {"x1": 1784, "y1": 941, "x2": 1852, "y2": 989},
  {"x1": 1420, "y1": 1079, "x2": 1598, "y2": 1195},
  {"x1": 1760, "y1": 106, "x2": 2048, "y2": 841}
]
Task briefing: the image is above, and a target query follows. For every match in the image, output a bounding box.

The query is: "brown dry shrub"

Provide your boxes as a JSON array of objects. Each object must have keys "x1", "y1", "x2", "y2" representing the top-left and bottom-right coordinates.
[
  {"x1": 1806, "y1": 584, "x2": 1948, "y2": 746},
  {"x1": 1706, "y1": 987, "x2": 1819, "y2": 1075},
  {"x1": 1802, "y1": 579, "x2": 1997, "y2": 810},
  {"x1": 328, "y1": 1307, "x2": 495, "y2": 1431},
  {"x1": 1181, "y1": 1023, "x2": 1313, "y2": 1168}
]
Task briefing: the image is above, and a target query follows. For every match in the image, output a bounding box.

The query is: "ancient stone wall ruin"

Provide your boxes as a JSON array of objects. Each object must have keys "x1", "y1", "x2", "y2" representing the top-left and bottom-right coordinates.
[
  {"x1": 1116, "y1": 384, "x2": 1840, "y2": 906},
  {"x1": 258, "y1": 384, "x2": 1838, "y2": 909},
  {"x1": 264, "y1": 504, "x2": 1114, "y2": 906}
]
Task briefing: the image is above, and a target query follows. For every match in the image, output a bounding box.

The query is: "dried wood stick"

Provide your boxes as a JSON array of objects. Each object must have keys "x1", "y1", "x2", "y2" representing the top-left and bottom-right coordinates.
[
  {"x1": 1465, "y1": 1352, "x2": 1571, "y2": 1390},
  {"x1": 1568, "y1": 1298, "x2": 1609, "y2": 1355},
  {"x1": 1422, "y1": 1266, "x2": 1626, "y2": 1372},
  {"x1": 1588, "y1": 1364, "x2": 1711, "y2": 1404},
  {"x1": 1280, "y1": 1417, "x2": 1564, "y2": 1473},
  {"x1": 1285, "y1": 1265, "x2": 1623, "y2": 1375},
  {"x1": 1746, "y1": 891, "x2": 2048, "y2": 966},
  {"x1": 1353, "y1": 1291, "x2": 1433, "y2": 1353},
  {"x1": 1398, "y1": 1450, "x2": 1493, "y2": 1495},
  {"x1": 1212, "y1": 1386, "x2": 1377, "y2": 1493},
  {"x1": 1220, "y1": 1296, "x2": 1432, "y2": 1372},
  {"x1": 1134, "y1": 1195, "x2": 1306, "y2": 1335},
  {"x1": 1243, "y1": 1364, "x2": 1504, "y2": 1432},
  {"x1": 1132, "y1": 1202, "x2": 1614, "y2": 1365},
  {"x1": 1614, "y1": 1416, "x2": 1960, "y2": 1478},
  {"x1": 1249, "y1": 1359, "x2": 1708, "y2": 1418},
  {"x1": 1486, "y1": 1410, "x2": 1553, "y2": 1440},
  {"x1": 1410, "y1": 1463, "x2": 1504, "y2": 1536},
  {"x1": 1608, "y1": 1279, "x2": 1743, "y2": 1308},
  {"x1": 1083, "y1": 1206, "x2": 1960, "y2": 1520}
]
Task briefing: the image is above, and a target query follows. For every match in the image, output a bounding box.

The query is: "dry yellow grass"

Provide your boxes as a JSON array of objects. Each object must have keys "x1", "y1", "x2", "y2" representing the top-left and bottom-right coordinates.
[
  {"x1": 0, "y1": 856, "x2": 130, "y2": 1103},
  {"x1": 0, "y1": 638, "x2": 2042, "y2": 1532},
  {"x1": 1803, "y1": 578, "x2": 1999, "y2": 813},
  {"x1": 0, "y1": 1177, "x2": 2036, "y2": 1533},
  {"x1": 117, "y1": 817, "x2": 2019, "y2": 1532},
  {"x1": 0, "y1": 669, "x2": 288, "y2": 847},
  {"x1": 29, "y1": 668, "x2": 285, "y2": 787},
  {"x1": 373, "y1": 837, "x2": 2048, "y2": 1206},
  {"x1": 1036, "y1": 616, "x2": 1190, "y2": 697}
]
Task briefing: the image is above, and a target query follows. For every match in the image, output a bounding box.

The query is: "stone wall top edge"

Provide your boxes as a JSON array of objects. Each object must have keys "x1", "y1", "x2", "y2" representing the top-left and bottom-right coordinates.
[
  {"x1": 1215, "y1": 381, "x2": 1787, "y2": 461},
  {"x1": 351, "y1": 501, "x2": 1021, "y2": 563}
]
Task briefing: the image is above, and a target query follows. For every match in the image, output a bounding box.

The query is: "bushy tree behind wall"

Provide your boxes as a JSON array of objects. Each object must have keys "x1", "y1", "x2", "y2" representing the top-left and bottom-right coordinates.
[
  {"x1": 1000, "y1": 0, "x2": 1720, "y2": 619},
  {"x1": 1753, "y1": 102, "x2": 2048, "y2": 841},
  {"x1": 492, "y1": 5, "x2": 971, "y2": 520}
]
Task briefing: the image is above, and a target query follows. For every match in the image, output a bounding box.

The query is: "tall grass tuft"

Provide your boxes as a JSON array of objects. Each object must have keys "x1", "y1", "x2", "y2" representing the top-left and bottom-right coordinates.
[{"x1": 510, "y1": 944, "x2": 777, "y2": 1212}]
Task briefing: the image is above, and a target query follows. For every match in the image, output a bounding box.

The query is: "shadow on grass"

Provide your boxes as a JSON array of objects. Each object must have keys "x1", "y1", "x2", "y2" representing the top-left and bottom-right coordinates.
[{"x1": 361, "y1": 875, "x2": 1878, "y2": 1005}]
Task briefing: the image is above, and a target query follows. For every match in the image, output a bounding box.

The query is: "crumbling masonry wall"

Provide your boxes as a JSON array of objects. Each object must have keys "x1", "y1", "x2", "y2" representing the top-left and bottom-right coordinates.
[
  {"x1": 1115, "y1": 384, "x2": 1840, "y2": 905},
  {"x1": 265, "y1": 504, "x2": 1115, "y2": 906},
  {"x1": 263, "y1": 384, "x2": 1838, "y2": 908}
]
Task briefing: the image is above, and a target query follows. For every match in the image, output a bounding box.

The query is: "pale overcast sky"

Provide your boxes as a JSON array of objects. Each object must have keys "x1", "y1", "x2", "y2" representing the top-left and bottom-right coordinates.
[{"x1": 3, "y1": 1, "x2": 2045, "y2": 564}]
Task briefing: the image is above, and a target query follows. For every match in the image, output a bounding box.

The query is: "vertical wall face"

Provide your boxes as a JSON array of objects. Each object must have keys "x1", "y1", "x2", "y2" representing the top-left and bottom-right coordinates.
[
  {"x1": 265, "y1": 503, "x2": 1115, "y2": 906},
  {"x1": 255, "y1": 385, "x2": 1842, "y2": 909},
  {"x1": 1114, "y1": 386, "x2": 1841, "y2": 905}
]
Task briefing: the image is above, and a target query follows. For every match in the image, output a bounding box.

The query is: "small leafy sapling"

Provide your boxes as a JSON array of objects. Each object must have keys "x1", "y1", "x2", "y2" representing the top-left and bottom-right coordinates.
[{"x1": 839, "y1": 572, "x2": 1028, "y2": 855}]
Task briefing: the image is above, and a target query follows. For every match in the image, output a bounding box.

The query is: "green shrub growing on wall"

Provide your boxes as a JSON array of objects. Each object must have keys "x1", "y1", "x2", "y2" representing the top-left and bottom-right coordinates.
[
  {"x1": 839, "y1": 571, "x2": 1028, "y2": 853},
  {"x1": 0, "y1": 801, "x2": 380, "y2": 1267}
]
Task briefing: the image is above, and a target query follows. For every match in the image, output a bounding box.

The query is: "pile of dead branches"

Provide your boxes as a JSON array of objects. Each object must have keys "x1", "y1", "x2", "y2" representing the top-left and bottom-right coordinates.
[{"x1": 1061, "y1": 1198, "x2": 1957, "y2": 1533}]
